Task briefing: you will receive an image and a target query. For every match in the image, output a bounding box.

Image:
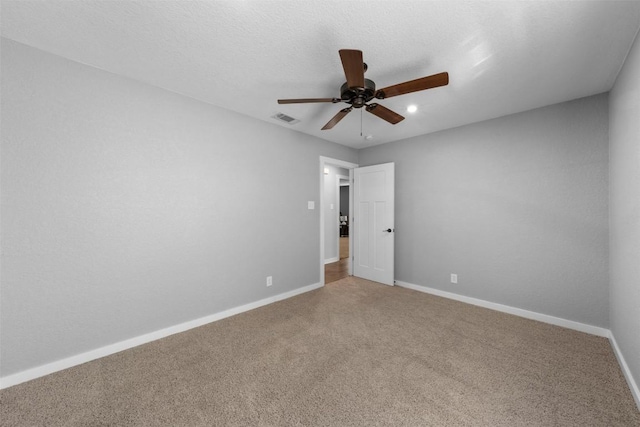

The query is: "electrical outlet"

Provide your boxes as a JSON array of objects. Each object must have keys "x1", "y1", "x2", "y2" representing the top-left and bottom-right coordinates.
[
  {"x1": 266, "y1": 276, "x2": 273, "y2": 287},
  {"x1": 450, "y1": 274, "x2": 458, "y2": 284}
]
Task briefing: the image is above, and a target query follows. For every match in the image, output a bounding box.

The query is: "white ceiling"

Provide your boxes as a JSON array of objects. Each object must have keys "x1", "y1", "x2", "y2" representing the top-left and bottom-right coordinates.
[{"x1": 2, "y1": 1, "x2": 640, "y2": 149}]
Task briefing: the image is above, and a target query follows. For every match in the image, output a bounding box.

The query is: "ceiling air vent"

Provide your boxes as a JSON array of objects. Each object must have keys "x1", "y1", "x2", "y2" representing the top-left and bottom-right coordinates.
[{"x1": 272, "y1": 112, "x2": 300, "y2": 125}]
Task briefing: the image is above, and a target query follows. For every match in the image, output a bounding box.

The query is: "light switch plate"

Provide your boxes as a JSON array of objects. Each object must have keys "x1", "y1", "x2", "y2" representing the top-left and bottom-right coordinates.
[{"x1": 308, "y1": 201, "x2": 315, "y2": 210}]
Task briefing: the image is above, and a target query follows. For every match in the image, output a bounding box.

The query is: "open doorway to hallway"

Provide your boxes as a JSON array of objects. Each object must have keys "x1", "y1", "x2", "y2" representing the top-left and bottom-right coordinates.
[
  {"x1": 326, "y1": 176, "x2": 350, "y2": 283},
  {"x1": 319, "y1": 157, "x2": 357, "y2": 286}
]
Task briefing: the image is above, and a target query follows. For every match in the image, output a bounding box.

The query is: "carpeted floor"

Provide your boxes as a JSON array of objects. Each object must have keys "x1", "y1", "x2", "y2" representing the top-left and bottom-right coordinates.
[{"x1": 1, "y1": 277, "x2": 639, "y2": 426}]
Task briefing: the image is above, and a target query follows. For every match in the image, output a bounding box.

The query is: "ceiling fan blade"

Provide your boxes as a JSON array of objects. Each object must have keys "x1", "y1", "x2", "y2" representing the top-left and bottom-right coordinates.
[
  {"x1": 322, "y1": 107, "x2": 353, "y2": 130},
  {"x1": 278, "y1": 98, "x2": 341, "y2": 104},
  {"x1": 375, "y1": 72, "x2": 449, "y2": 99},
  {"x1": 339, "y1": 49, "x2": 365, "y2": 89},
  {"x1": 365, "y1": 103, "x2": 405, "y2": 124}
]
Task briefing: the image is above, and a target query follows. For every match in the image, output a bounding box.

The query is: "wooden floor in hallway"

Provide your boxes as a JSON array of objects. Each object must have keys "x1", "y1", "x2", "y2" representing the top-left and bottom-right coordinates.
[{"x1": 325, "y1": 237, "x2": 349, "y2": 284}]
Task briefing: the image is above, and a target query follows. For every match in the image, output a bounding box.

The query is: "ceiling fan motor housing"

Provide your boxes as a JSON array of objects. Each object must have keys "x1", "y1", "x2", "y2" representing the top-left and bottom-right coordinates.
[{"x1": 340, "y1": 78, "x2": 376, "y2": 108}]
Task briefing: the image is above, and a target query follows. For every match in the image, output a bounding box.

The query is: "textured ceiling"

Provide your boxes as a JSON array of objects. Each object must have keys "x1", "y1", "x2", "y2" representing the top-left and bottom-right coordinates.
[{"x1": 2, "y1": 1, "x2": 640, "y2": 149}]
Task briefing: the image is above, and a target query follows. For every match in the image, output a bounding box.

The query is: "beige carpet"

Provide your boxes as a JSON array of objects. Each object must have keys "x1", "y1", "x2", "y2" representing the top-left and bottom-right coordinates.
[{"x1": 1, "y1": 277, "x2": 639, "y2": 426}]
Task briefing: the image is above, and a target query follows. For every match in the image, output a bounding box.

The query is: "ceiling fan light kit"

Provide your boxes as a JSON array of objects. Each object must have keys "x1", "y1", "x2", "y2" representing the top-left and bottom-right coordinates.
[{"x1": 278, "y1": 49, "x2": 449, "y2": 130}]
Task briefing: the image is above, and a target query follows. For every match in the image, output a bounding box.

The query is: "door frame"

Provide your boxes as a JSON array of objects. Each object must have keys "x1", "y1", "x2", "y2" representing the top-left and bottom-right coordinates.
[{"x1": 319, "y1": 156, "x2": 358, "y2": 286}]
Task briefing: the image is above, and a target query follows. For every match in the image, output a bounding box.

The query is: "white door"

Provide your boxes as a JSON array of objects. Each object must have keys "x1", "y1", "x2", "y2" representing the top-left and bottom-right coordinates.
[{"x1": 353, "y1": 162, "x2": 395, "y2": 285}]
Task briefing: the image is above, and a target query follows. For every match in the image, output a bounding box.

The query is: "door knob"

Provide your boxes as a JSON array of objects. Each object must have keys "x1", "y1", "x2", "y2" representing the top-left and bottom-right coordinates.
[{"x1": 383, "y1": 228, "x2": 393, "y2": 233}]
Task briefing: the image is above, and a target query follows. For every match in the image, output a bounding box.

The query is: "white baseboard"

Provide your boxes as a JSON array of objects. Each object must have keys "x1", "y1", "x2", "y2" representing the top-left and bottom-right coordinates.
[
  {"x1": 4, "y1": 280, "x2": 639, "y2": 412},
  {"x1": 394, "y1": 281, "x2": 610, "y2": 337},
  {"x1": 324, "y1": 257, "x2": 339, "y2": 264},
  {"x1": 608, "y1": 332, "x2": 640, "y2": 411},
  {"x1": 0, "y1": 282, "x2": 323, "y2": 390}
]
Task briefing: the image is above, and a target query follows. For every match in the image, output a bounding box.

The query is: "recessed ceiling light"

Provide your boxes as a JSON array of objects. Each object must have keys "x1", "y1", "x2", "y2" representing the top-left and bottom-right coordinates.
[{"x1": 407, "y1": 105, "x2": 418, "y2": 113}]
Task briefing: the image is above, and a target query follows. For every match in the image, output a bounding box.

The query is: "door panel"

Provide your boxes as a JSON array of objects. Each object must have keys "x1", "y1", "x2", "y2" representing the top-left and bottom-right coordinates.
[
  {"x1": 353, "y1": 163, "x2": 394, "y2": 285},
  {"x1": 358, "y1": 202, "x2": 370, "y2": 267}
]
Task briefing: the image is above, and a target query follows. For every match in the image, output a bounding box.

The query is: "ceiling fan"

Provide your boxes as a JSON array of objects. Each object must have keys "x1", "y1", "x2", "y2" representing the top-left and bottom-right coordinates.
[{"x1": 278, "y1": 49, "x2": 449, "y2": 130}]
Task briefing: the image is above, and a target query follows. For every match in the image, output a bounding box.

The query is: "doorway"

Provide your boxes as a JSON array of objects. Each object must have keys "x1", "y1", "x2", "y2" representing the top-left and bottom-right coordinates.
[
  {"x1": 319, "y1": 157, "x2": 358, "y2": 286},
  {"x1": 319, "y1": 157, "x2": 395, "y2": 287},
  {"x1": 326, "y1": 175, "x2": 350, "y2": 283}
]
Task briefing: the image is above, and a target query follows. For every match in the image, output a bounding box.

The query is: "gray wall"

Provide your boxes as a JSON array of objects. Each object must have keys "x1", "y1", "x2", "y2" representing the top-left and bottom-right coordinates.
[
  {"x1": 0, "y1": 39, "x2": 357, "y2": 376},
  {"x1": 359, "y1": 94, "x2": 609, "y2": 328},
  {"x1": 609, "y1": 29, "x2": 640, "y2": 397}
]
